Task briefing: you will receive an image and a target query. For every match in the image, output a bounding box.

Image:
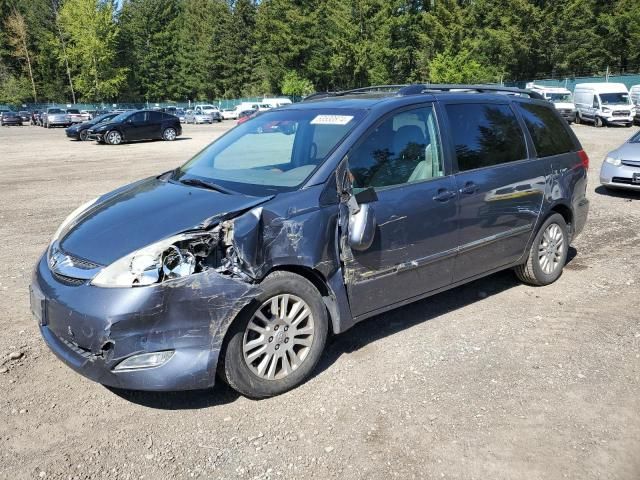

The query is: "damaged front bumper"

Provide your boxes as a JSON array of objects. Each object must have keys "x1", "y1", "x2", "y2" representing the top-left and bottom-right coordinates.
[{"x1": 31, "y1": 253, "x2": 259, "y2": 391}]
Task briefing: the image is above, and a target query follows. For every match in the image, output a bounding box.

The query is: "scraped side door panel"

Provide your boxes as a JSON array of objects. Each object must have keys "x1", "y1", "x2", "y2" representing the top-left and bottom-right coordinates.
[{"x1": 339, "y1": 104, "x2": 459, "y2": 318}]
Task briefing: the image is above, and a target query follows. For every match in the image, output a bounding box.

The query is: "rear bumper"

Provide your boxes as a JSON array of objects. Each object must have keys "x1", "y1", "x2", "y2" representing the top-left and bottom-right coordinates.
[
  {"x1": 31, "y1": 253, "x2": 259, "y2": 391},
  {"x1": 572, "y1": 197, "x2": 589, "y2": 240}
]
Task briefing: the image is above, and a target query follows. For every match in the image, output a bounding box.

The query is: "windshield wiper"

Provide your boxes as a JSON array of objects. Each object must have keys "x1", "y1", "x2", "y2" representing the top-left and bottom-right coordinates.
[{"x1": 178, "y1": 177, "x2": 236, "y2": 194}]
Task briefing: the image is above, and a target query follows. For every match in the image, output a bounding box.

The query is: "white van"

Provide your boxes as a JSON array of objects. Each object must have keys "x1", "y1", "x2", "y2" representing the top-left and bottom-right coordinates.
[
  {"x1": 526, "y1": 83, "x2": 576, "y2": 123},
  {"x1": 262, "y1": 97, "x2": 293, "y2": 109},
  {"x1": 573, "y1": 83, "x2": 635, "y2": 127},
  {"x1": 629, "y1": 85, "x2": 640, "y2": 125}
]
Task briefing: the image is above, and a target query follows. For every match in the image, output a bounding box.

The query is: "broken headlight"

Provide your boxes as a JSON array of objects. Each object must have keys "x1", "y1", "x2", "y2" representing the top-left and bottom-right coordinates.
[{"x1": 91, "y1": 232, "x2": 211, "y2": 288}]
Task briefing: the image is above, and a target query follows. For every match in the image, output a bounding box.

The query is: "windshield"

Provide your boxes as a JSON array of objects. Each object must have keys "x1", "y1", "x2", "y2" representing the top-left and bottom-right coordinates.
[
  {"x1": 93, "y1": 113, "x2": 115, "y2": 124},
  {"x1": 48, "y1": 108, "x2": 64, "y2": 114},
  {"x1": 174, "y1": 108, "x2": 365, "y2": 195},
  {"x1": 548, "y1": 93, "x2": 572, "y2": 103},
  {"x1": 600, "y1": 92, "x2": 630, "y2": 105},
  {"x1": 67, "y1": 109, "x2": 80, "y2": 113},
  {"x1": 629, "y1": 131, "x2": 640, "y2": 143}
]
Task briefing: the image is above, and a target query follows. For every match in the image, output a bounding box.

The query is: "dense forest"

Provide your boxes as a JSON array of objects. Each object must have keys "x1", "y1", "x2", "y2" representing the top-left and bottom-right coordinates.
[{"x1": 0, "y1": 0, "x2": 639, "y2": 104}]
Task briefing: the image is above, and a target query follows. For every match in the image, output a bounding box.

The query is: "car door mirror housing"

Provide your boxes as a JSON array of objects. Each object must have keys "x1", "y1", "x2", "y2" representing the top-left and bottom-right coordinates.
[{"x1": 349, "y1": 202, "x2": 377, "y2": 251}]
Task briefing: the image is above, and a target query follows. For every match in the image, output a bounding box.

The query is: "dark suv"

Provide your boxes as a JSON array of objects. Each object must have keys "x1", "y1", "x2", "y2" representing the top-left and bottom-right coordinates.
[
  {"x1": 31, "y1": 85, "x2": 589, "y2": 398},
  {"x1": 87, "y1": 109, "x2": 182, "y2": 144}
]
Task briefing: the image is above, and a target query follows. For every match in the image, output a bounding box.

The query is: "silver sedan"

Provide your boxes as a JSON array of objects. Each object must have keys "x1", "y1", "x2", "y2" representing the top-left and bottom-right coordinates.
[
  {"x1": 184, "y1": 110, "x2": 212, "y2": 124},
  {"x1": 600, "y1": 130, "x2": 640, "y2": 191}
]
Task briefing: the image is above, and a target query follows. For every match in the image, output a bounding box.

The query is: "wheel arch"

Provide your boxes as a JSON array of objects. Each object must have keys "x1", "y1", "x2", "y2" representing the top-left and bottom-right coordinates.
[{"x1": 263, "y1": 265, "x2": 336, "y2": 336}]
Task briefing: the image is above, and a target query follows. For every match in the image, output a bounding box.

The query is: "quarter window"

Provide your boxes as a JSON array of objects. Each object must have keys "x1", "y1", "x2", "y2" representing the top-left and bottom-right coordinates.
[
  {"x1": 445, "y1": 103, "x2": 527, "y2": 172},
  {"x1": 517, "y1": 103, "x2": 575, "y2": 157},
  {"x1": 349, "y1": 106, "x2": 444, "y2": 189}
]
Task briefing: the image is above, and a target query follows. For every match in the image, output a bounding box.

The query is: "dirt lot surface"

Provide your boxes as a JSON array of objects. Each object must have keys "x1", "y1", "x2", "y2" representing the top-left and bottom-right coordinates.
[{"x1": 0, "y1": 121, "x2": 638, "y2": 480}]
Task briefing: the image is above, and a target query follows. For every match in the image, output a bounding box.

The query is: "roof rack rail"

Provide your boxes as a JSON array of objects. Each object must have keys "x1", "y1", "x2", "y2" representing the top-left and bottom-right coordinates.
[
  {"x1": 303, "y1": 83, "x2": 544, "y2": 102},
  {"x1": 398, "y1": 83, "x2": 545, "y2": 100},
  {"x1": 303, "y1": 85, "x2": 409, "y2": 102}
]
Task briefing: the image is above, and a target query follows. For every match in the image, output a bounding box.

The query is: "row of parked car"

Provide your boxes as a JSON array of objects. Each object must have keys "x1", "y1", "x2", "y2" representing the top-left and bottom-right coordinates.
[
  {"x1": 0, "y1": 97, "x2": 294, "y2": 129},
  {"x1": 528, "y1": 82, "x2": 640, "y2": 128}
]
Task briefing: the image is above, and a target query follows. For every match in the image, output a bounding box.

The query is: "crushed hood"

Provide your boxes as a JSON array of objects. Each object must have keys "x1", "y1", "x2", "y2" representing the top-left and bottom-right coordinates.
[{"x1": 59, "y1": 177, "x2": 271, "y2": 265}]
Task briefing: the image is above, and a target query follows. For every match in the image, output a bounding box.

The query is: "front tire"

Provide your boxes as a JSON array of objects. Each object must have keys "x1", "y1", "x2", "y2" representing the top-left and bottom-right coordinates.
[
  {"x1": 162, "y1": 127, "x2": 177, "y2": 141},
  {"x1": 219, "y1": 271, "x2": 328, "y2": 398},
  {"x1": 594, "y1": 116, "x2": 604, "y2": 128},
  {"x1": 515, "y1": 213, "x2": 568, "y2": 286},
  {"x1": 79, "y1": 129, "x2": 89, "y2": 141},
  {"x1": 105, "y1": 130, "x2": 122, "y2": 145}
]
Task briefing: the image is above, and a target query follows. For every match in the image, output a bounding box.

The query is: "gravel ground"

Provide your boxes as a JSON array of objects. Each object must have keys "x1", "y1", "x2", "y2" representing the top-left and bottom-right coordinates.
[{"x1": 0, "y1": 121, "x2": 638, "y2": 480}]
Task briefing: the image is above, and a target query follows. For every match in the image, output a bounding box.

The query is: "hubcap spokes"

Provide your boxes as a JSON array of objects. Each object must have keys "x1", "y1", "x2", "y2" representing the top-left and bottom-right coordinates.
[
  {"x1": 537, "y1": 223, "x2": 564, "y2": 275},
  {"x1": 243, "y1": 294, "x2": 314, "y2": 381}
]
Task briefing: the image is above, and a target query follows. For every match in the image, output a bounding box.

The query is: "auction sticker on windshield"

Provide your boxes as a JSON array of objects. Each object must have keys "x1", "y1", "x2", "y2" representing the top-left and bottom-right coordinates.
[{"x1": 310, "y1": 115, "x2": 354, "y2": 125}]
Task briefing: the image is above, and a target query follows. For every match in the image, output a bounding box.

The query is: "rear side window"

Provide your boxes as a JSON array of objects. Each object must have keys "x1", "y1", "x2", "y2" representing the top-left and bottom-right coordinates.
[
  {"x1": 445, "y1": 103, "x2": 527, "y2": 171},
  {"x1": 130, "y1": 111, "x2": 146, "y2": 123},
  {"x1": 517, "y1": 103, "x2": 575, "y2": 157}
]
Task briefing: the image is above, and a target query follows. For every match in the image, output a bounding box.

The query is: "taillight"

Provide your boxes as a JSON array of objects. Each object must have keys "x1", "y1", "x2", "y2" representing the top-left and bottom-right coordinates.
[{"x1": 577, "y1": 149, "x2": 589, "y2": 170}]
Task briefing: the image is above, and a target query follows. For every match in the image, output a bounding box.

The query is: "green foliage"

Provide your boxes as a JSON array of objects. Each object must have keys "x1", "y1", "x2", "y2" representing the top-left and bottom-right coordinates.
[
  {"x1": 58, "y1": 0, "x2": 126, "y2": 101},
  {"x1": 0, "y1": 64, "x2": 32, "y2": 104},
  {"x1": 0, "y1": 0, "x2": 638, "y2": 103},
  {"x1": 280, "y1": 71, "x2": 314, "y2": 97},
  {"x1": 428, "y1": 49, "x2": 500, "y2": 84}
]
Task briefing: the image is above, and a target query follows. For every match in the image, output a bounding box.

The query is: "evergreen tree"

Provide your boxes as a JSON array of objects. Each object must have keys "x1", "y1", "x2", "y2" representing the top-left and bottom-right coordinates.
[{"x1": 118, "y1": 0, "x2": 181, "y2": 102}]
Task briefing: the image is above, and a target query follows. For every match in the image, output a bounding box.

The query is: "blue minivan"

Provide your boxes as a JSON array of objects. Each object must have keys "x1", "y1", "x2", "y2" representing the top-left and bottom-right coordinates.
[{"x1": 30, "y1": 85, "x2": 589, "y2": 398}]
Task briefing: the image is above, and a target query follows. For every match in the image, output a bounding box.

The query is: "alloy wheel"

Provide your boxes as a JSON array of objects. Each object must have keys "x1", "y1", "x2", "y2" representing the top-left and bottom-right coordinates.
[
  {"x1": 163, "y1": 128, "x2": 176, "y2": 141},
  {"x1": 242, "y1": 294, "x2": 315, "y2": 381},
  {"x1": 107, "y1": 131, "x2": 122, "y2": 145},
  {"x1": 537, "y1": 223, "x2": 564, "y2": 275}
]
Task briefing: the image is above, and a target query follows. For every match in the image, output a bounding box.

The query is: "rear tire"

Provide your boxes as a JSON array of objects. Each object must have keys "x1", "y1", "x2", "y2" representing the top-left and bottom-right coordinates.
[
  {"x1": 219, "y1": 271, "x2": 328, "y2": 398},
  {"x1": 515, "y1": 213, "x2": 568, "y2": 286}
]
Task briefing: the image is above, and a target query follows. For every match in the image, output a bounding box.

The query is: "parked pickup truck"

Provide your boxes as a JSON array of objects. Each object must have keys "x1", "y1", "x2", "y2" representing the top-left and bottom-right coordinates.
[{"x1": 66, "y1": 109, "x2": 92, "y2": 123}]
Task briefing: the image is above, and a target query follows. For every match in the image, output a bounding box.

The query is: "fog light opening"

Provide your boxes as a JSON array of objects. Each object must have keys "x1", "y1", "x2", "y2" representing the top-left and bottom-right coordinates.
[{"x1": 113, "y1": 350, "x2": 175, "y2": 372}]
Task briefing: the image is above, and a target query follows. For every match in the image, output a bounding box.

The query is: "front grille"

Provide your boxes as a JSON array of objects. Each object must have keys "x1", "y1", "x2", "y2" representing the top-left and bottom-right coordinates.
[
  {"x1": 612, "y1": 177, "x2": 633, "y2": 184},
  {"x1": 52, "y1": 272, "x2": 86, "y2": 286},
  {"x1": 621, "y1": 160, "x2": 640, "y2": 168},
  {"x1": 612, "y1": 110, "x2": 630, "y2": 116},
  {"x1": 66, "y1": 254, "x2": 100, "y2": 270},
  {"x1": 558, "y1": 109, "x2": 572, "y2": 115}
]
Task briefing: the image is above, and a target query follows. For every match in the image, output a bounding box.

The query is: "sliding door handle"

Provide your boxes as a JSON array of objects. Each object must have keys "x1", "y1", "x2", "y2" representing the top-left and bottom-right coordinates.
[
  {"x1": 433, "y1": 189, "x2": 456, "y2": 202},
  {"x1": 459, "y1": 181, "x2": 478, "y2": 195}
]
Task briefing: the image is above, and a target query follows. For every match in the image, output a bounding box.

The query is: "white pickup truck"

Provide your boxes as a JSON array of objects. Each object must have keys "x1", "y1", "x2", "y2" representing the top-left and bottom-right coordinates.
[{"x1": 66, "y1": 108, "x2": 92, "y2": 123}]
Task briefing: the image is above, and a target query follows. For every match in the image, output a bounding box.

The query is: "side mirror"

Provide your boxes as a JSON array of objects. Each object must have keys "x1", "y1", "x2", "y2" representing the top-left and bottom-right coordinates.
[{"x1": 349, "y1": 200, "x2": 377, "y2": 251}]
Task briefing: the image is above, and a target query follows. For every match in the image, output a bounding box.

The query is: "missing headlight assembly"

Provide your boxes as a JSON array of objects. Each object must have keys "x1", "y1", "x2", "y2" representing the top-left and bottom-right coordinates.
[{"x1": 91, "y1": 229, "x2": 230, "y2": 288}]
